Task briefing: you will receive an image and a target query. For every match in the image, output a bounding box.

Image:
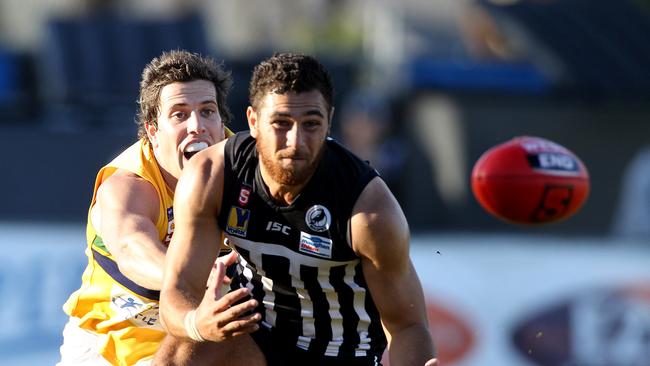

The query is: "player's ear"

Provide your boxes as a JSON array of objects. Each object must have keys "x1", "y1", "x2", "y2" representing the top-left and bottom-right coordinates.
[
  {"x1": 328, "y1": 107, "x2": 335, "y2": 136},
  {"x1": 247, "y1": 106, "x2": 259, "y2": 138},
  {"x1": 145, "y1": 121, "x2": 158, "y2": 147}
]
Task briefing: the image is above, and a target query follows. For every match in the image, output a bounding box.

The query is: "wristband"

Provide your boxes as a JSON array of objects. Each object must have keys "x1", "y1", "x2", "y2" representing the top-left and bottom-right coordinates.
[{"x1": 184, "y1": 309, "x2": 206, "y2": 342}]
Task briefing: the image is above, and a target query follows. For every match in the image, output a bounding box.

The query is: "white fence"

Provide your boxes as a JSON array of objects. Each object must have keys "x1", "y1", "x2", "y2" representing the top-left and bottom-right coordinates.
[{"x1": 1, "y1": 223, "x2": 649, "y2": 366}]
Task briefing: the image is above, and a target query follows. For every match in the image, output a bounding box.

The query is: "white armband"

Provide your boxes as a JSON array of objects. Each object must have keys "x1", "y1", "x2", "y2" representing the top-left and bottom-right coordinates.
[{"x1": 183, "y1": 309, "x2": 206, "y2": 342}]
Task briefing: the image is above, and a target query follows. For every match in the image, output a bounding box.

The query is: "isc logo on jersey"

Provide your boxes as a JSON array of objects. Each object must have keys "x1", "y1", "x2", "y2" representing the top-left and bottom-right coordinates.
[
  {"x1": 299, "y1": 231, "x2": 333, "y2": 258},
  {"x1": 226, "y1": 206, "x2": 250, "y2": 237}
]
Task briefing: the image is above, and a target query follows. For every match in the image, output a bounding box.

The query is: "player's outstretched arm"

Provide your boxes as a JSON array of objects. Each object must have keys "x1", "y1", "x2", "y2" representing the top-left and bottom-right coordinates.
[
  {"x1": 351, "y1": 177, "x2": 437, "y2": 366},
  {"x1": 159, "y1": 141, "x2": 261, "y2": 341},
  {"x1": 93, "y1": 170, "x2": 167, "y2": 290}
]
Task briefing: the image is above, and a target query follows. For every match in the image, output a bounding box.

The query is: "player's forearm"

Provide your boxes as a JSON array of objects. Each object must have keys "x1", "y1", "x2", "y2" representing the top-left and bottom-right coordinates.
[
  {"x1": 159, "y1": 287, "x2": 198, "y2": 338},
  {"x1": 388, "y1": 323, "x2": 436, "y2": 366},
  {"x1": 117, "y1": 255, "x2": 164, "y2": 290},
  {"x1": 113, "y1": 235, "x2": 166, "y2": 290}
]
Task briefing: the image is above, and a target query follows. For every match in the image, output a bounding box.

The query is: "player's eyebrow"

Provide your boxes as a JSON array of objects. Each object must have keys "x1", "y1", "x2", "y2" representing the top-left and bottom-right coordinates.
[
  {"x1": 271, "y1": 109, "x2": 325, "y2": 118},
  {"x1": 170, "y1": 100, "x2": 217, "y2": 108},
  {"x1": 304, "y1": 110, "x2": 325, "y2": 118}
]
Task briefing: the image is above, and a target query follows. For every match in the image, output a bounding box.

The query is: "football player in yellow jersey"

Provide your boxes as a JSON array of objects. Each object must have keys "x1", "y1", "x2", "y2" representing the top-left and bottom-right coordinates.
[{"x1": 58, "y1": 50, "x2": 262, "y2": 366}]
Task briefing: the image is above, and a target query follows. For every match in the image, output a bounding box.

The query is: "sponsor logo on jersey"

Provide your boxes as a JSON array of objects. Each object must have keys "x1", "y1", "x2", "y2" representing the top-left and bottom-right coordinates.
[
  {"x1": 111, "y1": 294, "x2": 144, "y2": 319},
  {"x1": 238, "y1": 185, "x2": 252, "y2": 206},
  {"x1": 163, "y1": 206, "x2": 174, "y2": 245},
  {"x1": 131, "y1": 305, "x2": 161, "y2": 328},
  {"x1": 110, "y1": 286, "x2": 163, "y2": 330},
  {"x1": 299, "y1": 231, "x2": 332, "y2": 258},
  {"x1": 305, "y1": 205, "x2": 331, "y2": 232},
  {"x1": 226, "y1": 206, "x2": 250, "y2": 237}
]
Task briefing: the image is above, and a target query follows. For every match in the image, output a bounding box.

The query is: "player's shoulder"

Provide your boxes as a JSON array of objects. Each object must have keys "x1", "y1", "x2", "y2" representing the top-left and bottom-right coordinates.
[
  {"x1": 353, "y1": 177, "x2": 405, "y2": 232},
  {"x1": 104, "y1": 168, "x2": 153, "y2": 187},
  {"x1": 227, "y1": 131, "x2": 255, "y2": 155},
  {"x1": 99, "y1": 169, "x2": 158, "y2": 199},
  {"x1": 354, "y1": 177, "x2": 394, "y2": 211},
  {"x1": 325, "y1": 137, "x2": 374, "y2": 170},
  {"x1": 351, "y1": 176, "x2": 409, "y2": 258}
]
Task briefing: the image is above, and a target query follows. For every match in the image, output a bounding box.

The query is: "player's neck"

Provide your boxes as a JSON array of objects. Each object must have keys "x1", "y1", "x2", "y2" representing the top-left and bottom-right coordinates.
[
  {"x1": 273, "y1": 189, "x2": 301, "y2": 206},
  {"x1": 150, "y1": 148, "x2": 178, "y2": 193},
  {"x1": 156, "y1": 160, "x2": 178, "y2": 193},
  {"x1": 259, "y1": 169, "x2": 306, "y2": 206}
]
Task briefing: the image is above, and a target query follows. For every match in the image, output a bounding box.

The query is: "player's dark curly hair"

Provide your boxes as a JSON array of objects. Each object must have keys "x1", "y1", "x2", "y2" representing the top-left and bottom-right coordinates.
[
  {"x1": 249, "y1": 53, "x2": 334, "y2": 111},
  {"x1": 136, "y1": 50, "x2": 233, "y2": 141}
]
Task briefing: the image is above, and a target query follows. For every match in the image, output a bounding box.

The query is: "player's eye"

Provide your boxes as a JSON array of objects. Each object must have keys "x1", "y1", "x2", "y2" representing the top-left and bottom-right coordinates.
[
  {"x1": 172, "y1": 111, "x2": 187, "y2": 121},
  {"x1": 201, "y1": 109, "x2": 216, "y2": 118},
  {"x1": 304, "y1": 120, "x2": 322, "y2": 129},
  {"x1": 272, "y1": 120, "x2": 292, "y2": 129}
]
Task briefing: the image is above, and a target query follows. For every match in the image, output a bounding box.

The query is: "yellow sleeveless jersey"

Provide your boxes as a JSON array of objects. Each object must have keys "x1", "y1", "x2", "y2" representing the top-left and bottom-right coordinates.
[
  {"x1": 63, "y1": 129, "x2": 233, "y2": 366},
  {"x1": 63, "y1": 139, "x2": 173, "y2": 365}
]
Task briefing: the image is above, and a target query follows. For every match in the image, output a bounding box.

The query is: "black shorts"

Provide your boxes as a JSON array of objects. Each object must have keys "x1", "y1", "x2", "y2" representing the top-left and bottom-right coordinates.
[{"x1": 250, "y1": 326, "x2": 383, "y2": 366}]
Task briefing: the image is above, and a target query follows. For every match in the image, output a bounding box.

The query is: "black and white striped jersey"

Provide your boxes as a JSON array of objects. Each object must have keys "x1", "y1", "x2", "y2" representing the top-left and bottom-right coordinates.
[{"x1": 217, "y1": 131, "x2": 387, "y2": 360}]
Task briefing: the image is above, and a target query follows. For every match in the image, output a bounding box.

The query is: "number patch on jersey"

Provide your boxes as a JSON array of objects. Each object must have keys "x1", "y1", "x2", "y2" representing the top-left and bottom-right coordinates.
[
  {"x1": 238, "y1": 186, "x2": 251, "y2": 206},
  {"x1": 299, "y1": 231, "x2": 333, "y2": 258}
]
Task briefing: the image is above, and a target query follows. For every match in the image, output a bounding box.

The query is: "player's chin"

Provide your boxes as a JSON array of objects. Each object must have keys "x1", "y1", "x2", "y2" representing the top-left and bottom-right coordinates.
[
  {"x1": 177, "y1": 154, "x2": 189, "y2": 173},
  {"x1": 280, "y1": 158, "x2": 309, "y2": 170}
]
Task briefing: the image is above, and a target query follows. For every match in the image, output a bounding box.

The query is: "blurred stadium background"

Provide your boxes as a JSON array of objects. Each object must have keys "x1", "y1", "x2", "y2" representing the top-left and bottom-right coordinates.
[{"x1": 0, "y1": 0, "x2": 649, "y2": 365}]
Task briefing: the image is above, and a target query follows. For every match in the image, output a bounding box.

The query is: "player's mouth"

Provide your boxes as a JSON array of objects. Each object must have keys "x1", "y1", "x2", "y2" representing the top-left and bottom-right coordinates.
[
  {"x1": 278, "y1": 150, "x2": 307, "y2": 161},
  {"x1": 183, "y1": 141, "x2": 209, "y2": 160}
]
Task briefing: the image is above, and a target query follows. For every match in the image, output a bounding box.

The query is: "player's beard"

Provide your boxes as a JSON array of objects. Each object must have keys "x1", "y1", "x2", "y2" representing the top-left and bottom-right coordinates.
[{"x1": 257, "y1": 143, "x2": 324, "y2": 187}]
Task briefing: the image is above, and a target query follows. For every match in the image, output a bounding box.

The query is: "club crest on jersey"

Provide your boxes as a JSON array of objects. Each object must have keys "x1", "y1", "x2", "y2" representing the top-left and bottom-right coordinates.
[
  {"x1": 299, "y1": 231, "x2": 333, "y2": 258},
  {"x1": 238, "y1": 185, "x2": 252, "y2": 206},
  {"x1": 226, "y1": 206, "x2": 250, "y2": 237},
  {"x1": 305, "y1": 204, "x2": 331, "y2": 232}
]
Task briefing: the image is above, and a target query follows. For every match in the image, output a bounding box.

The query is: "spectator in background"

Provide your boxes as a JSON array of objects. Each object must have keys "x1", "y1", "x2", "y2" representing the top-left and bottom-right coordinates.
[
  {"x1": 611, "y1": 146, "x2": 650, "y2": 240},
  {"x1": 338, "y1": 91, "x2": 406, "y2": 193},
  {"x1": 57, "y1": 50, "x2": 259, "y2": 366}
]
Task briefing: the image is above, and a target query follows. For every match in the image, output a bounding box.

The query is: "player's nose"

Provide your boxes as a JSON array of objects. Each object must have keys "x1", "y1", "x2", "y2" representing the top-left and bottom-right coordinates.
[{"x1": 187, "y1": 111, "x2": 206, "y2": 134}]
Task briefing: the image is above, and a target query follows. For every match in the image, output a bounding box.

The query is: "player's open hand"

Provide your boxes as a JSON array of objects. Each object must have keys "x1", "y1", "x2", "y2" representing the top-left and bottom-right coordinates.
[
  {"x1": 194, "y1": 252, "x2": 261, "y2": 342},
  {"x1": 206, "y1": 251, "x2": 237, "y2": 288}
]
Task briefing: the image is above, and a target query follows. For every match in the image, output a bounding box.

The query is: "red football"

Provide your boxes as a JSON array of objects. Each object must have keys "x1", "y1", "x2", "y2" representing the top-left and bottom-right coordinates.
[{"x1": 471, "y1": 136, "x2": 590, "y2": 225}]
